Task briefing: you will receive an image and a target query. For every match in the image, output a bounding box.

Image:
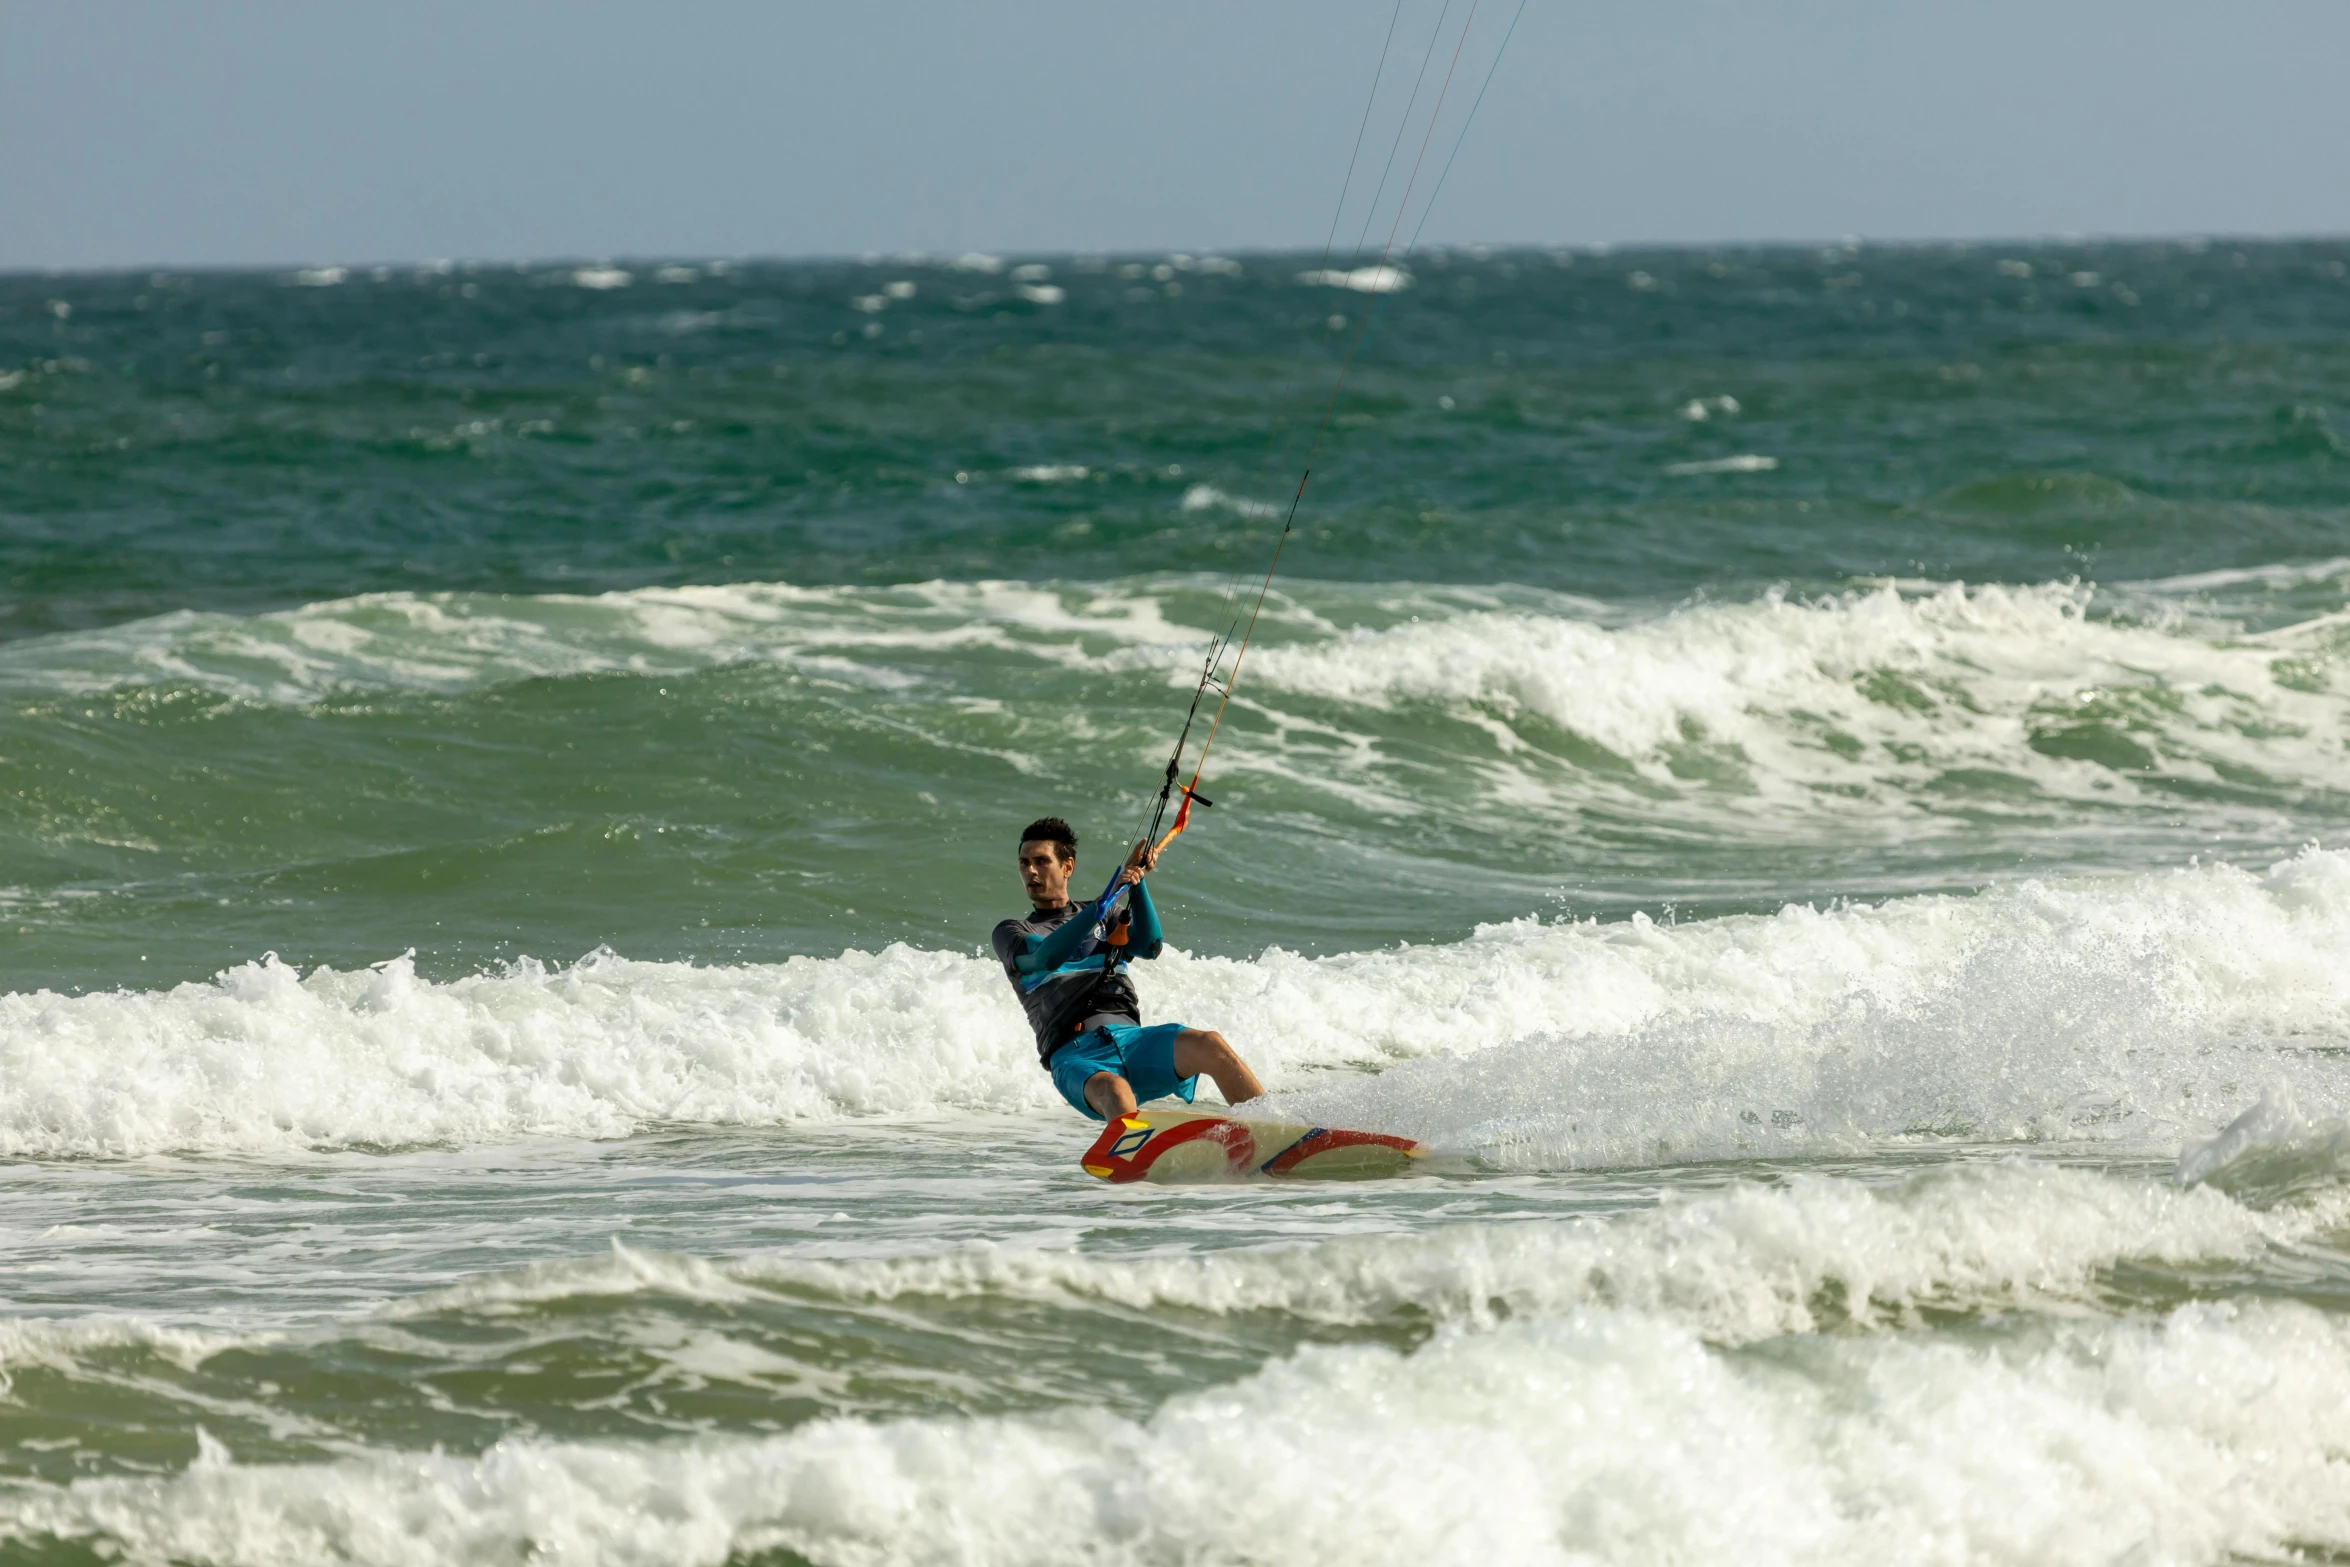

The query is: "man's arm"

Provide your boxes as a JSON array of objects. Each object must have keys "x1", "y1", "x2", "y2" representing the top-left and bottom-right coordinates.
[
  {"x1": 1125, "y1": 876, "x2": 1164, "y2": 960},
  {"x1": 1009, "y1": 911, "x2": 1096, "y2": 976}
]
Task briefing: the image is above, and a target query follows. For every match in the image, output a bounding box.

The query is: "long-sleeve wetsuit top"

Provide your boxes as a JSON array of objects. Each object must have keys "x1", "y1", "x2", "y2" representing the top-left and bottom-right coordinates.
[{"x1": 991, "y1": 879, "x2": 1165, "y2": 1066}]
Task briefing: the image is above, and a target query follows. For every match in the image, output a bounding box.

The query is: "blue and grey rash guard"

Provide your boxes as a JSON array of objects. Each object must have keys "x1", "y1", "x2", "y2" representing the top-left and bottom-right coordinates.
[{"x1": 992, "y1": 880, "x2": 1165, "y2": 1065}]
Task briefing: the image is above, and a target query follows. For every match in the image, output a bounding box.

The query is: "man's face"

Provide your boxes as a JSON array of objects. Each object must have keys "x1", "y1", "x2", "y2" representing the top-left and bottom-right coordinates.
[{"x1": 1018, "y1": 839, "x2": 1073, "y2": 908}]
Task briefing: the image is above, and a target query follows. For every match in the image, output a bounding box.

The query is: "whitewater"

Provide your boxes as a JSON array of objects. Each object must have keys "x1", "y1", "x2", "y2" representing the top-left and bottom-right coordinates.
[
  {"x1": 7, "y1": 844, "x2": 2350, "y2": 1564},
  {"x1": 6, "y1": 848, "x2": 2350, "y2": 1162},
  {"x1": 8, "y1": 239, "x2": 2350, "y2": 1564},
  {"x1": 10, "y1": 567, "x2": 2350, "y2": 1567}
]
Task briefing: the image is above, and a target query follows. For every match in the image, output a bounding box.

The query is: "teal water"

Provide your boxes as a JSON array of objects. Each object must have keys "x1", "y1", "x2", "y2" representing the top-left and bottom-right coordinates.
[{"x1": 4, "y1": 242, "x2": 2350, "y2": 1563}]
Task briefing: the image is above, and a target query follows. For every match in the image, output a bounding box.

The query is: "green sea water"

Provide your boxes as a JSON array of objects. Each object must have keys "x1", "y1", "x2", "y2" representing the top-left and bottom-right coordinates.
[{"x1": 4, "y1": 241, "x2": 2350, "y2": 1564}]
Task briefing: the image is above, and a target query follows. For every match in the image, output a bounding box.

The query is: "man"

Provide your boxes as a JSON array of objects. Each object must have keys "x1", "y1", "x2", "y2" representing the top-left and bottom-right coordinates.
[{"x1": 992, "y1": 815, "x2": 1264, "y2": 1121}]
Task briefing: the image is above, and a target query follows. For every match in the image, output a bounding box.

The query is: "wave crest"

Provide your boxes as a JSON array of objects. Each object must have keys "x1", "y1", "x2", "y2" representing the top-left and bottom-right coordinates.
[
  {"x1": 4, "y1": 851, "x2": 2350, "y2": 1160},
  {"x1": 10, "y1": 1302, "x2": 2349, "y2": 1567},
  {"x1": 1246, "y1": 579, "x2": 2350, "y2": 826},
  {"x1": 412, "y1": 1163, "x2": 2333, "y2": 1347}
]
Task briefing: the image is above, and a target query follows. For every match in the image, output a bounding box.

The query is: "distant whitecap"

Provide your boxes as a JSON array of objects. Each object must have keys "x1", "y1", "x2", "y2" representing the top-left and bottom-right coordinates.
[
  {"x1": 1296, "y1": 266, "x2": 1411, "y2": 294},
  {"x1": 1664, "y1": 454, "x2": 1778, "y2": 475},
  {"x1": 1181, "y1": 483, "x2": 1280, "y2": 518}
]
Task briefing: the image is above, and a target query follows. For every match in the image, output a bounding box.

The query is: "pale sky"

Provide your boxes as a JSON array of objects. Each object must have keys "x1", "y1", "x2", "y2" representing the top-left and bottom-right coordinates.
[{"x1": 4, "y1": 1, "x2": 2343, "y2": 270}]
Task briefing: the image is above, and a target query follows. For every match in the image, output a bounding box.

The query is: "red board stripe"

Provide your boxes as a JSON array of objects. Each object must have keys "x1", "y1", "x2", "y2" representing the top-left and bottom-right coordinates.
[
  {"x1": 1080, "y1": 1114, "x2": 1259, "y2": 1183},
  {"x1": 1260, "y1": 1126, "x2": 1419, "y2": 1176}
]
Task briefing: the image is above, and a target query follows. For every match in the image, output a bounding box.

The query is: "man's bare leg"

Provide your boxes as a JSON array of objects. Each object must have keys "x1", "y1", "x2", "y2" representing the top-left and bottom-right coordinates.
[
  {"x1": 1172, "y1": 1029, "x2": 1264, "y2": 1107},
  {"x1": 1084, "y1": 1070, "x2": 1139, "y2": 1120}
]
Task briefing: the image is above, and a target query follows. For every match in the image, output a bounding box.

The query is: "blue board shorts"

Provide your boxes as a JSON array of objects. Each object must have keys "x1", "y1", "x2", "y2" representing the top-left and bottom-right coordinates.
[{"x1": 1049, "y1": 1021, "x2": 1199, "y2": 1120}]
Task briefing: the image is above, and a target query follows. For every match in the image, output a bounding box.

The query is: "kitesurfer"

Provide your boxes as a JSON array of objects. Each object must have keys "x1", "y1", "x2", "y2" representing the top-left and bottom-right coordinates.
[{"x1": 993, "y1": 816, "x2": 1265, "y2": 1120}]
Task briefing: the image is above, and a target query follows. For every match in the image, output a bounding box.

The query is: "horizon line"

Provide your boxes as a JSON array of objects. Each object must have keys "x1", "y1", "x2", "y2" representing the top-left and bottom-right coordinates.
[{"x1": 7, "y1": 230, "x2": 2349, "y2": 282}]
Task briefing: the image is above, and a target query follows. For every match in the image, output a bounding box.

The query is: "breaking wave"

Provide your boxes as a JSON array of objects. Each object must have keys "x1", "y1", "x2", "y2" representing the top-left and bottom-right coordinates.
[
  {"x1": 1244, "y1": 576, "x2": 2350, "y2": 829},
  {"x1": 0, "y1": 580, "x2": 1204, "y2": 707},
  {"x1": 5, "y1": 849, "x2": 2350, "y2": 1161},
  {"x1": 8, "y1": 1300, "x2": 2347, "y2": 1567},
  {"x1": 421, "y1": 1161, "x2": 2350, "y2": 1343},
  {"x1": 8, "y1": 572, "x2": 2346, "y2": 861}
]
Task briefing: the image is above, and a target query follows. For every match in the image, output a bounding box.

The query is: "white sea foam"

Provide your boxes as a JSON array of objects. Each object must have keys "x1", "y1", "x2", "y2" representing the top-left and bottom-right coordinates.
[
  {"x1": 19, "y1": 1159, "x2": 2315, "y2": 1420},
  {"x1": 2133, "y1": 555, "x2": 2350, "y2": 597},
  {"x1": 1177, "y1": 483, "x2": 1280, "y2": 519},
  {"x1": 420, "y1": 1162, "x2": 2345, "y2": 1347},
  {"x1": 2178, "y1": 1082, "x2": 2350, "y2": 1197},
  {"x1": 0, "y1": 1314, "x2": 246, "y2": 1376},
  {"x1": 4, "y1": 851, "x2": 2350, "y2": 1159},
  {"x1": 1296, "y1": 264, "x2": 1412, "y2": 293},
  {"x1": 9, "y1": 1301, "x2": 2347, "y2": 1566},
  {"x1": 8, "y1": 576, "x2": 2345, "y2": 841},
  {"x1": 1269, "y1": 847, "x2": 2350, "y2": 1166},
  {"x1": 0, "y1": 581, "x2": 1205, "y2": 706},
  {"x1": 1663, "y1": 452, "x2": 1777, "y2": 474},
  {"x1": 0, "y1": 944, "x2": 1045, "y2": 1157},
  {"x1": 1244, "y1": 578, "x2": 2350, "y2": 827}
]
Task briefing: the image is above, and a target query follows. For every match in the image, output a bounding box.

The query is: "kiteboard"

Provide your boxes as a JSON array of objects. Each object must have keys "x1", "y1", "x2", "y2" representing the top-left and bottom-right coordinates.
[{"x1": 1080, "y1": 1107, "x2": 1424, "y2": 1184}]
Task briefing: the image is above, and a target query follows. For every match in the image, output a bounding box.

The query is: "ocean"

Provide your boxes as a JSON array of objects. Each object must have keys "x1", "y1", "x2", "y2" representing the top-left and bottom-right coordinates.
[{"x1": 3, "y1": 238, "x2": 2349, "y2": 1563}]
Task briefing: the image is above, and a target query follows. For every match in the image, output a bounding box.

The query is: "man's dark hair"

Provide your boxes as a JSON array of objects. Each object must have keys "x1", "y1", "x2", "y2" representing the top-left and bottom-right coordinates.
[{"x1": 1019, "y1": 816, "x2": 1077, "y2": 862}]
